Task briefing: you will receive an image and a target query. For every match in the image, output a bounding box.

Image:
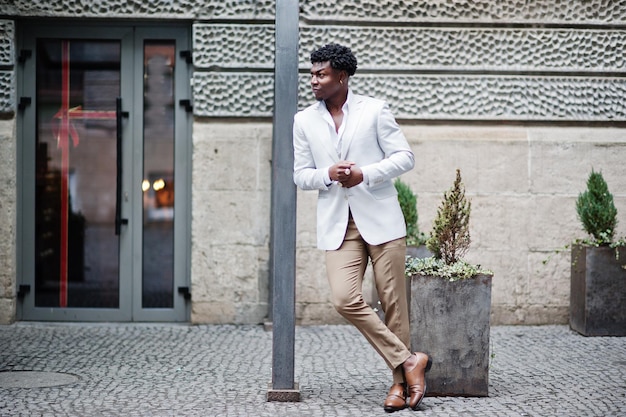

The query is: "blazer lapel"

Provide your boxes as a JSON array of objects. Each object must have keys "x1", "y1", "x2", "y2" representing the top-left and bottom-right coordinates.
[{"x1": 340, "y1": 93, "x2": 365, "y2": 159}]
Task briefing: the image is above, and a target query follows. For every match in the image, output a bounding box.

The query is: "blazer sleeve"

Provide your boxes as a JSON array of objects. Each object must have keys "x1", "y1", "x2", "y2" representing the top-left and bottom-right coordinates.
[
  {"x1": 360, "y1": 102, "x2": 415, "y2": 186},
  {"x1": 293, "y1": 113, "x2": 332, "y2": 191}
]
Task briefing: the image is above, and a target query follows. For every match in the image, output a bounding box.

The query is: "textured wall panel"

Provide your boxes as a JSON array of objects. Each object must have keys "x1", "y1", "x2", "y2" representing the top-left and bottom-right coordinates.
[
  {"x1": 299, "y1": 26, "x2": 626, "y2": 73},
  {"x1": 301, "y1": 0, "x2": 626, "y2": 24},
  {"x1": 192, "y1": 73, "x2": 274, "y2": 117},
  {"x1": 192, "y1": 72, "x2": 626, "y2": 121},
  {"x1": 5, "y1": 0, "x2": 625, "y2": 23},
  {"x1": 343, "y1": 75, "x2": 626, "y2": 121},
  {"x1": 193, "y1": 24, "x2": 626, "y2": 73},
  {"x1": 193, "y1": 24, "x2": 275, "y2": 69},
  {"x1": 0, "y1": 0, "x2": 275, "y2": 19},
  {"x1": 4, "y1": 1, "x2": 624, "y2": 121},
  {"x1": 0, "y1": 71, "x2": 14, "y2": 113},
  {"x1": 0, "y1": 20, "x2": 14, "y2": 66}
]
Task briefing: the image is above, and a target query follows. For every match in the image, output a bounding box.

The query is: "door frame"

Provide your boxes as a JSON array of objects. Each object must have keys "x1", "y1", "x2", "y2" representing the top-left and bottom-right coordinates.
[{"x1": 15, "y1": 21, "x2": 192, "y2": 322}]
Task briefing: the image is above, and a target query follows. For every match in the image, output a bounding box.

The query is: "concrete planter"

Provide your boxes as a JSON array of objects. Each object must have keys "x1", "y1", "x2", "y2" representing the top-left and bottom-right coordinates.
[
  {"x1": 409, "y1": 273, "x2": 492, "y2": 397},
  {"x1": 570, "y1": 244, "x2": 626, "y2": 336}
]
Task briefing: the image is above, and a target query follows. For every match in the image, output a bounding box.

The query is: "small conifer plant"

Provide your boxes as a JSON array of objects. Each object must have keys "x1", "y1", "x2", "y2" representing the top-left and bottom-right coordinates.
[
  {"x1": 576, "y1": 169, "x2": 617, "y2": 244},
  {"x1": 406, "y1": 169, "x2": 489, "y2": 281},
  {"x1": 426, "y1": 169, "x2": 471, "y2": 264}
]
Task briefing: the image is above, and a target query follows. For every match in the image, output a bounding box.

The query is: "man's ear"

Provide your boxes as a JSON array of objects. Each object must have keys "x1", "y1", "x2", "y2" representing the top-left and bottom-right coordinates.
[{"x1": 340, "y1": 70, "x2": 348, "y2": 84}]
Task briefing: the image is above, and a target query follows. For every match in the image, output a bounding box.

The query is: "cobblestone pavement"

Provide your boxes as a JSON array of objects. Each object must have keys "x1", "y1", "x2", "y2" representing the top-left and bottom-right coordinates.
[{"x1": 0, "y1": 323, "x2": 624, "y2": 417}]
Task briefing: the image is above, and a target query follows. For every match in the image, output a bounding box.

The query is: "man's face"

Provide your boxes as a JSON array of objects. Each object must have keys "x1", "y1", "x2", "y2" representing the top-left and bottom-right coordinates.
[{"x1": 310, "y1": 61, "x2": 343, "y2": 101}]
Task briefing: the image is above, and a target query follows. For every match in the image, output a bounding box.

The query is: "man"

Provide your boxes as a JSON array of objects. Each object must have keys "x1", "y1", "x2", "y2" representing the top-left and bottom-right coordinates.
[{"x1": 292, "y1": 43, "x2": 432, "y2": 412}]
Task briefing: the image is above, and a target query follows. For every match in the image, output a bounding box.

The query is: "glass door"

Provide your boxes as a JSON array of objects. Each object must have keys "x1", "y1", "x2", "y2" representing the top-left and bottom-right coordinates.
[{"x1": 18, "y1": 24, "x2": 191, "y2": 321}]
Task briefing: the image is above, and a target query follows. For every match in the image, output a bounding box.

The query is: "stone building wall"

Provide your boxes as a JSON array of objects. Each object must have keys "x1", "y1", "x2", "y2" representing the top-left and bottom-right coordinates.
[
  {"x1": 0, "y1": 118, "x2": 16, "y2": 324},
  {"x1": 289, "y1": 1, "x2": 626, "y2": 325},
  {"x1": 0, "y1": 1, "x2": 624, "y2": 324},
  {"x1": 0, "y1": 18, "x2": 16, "y2": 323}
]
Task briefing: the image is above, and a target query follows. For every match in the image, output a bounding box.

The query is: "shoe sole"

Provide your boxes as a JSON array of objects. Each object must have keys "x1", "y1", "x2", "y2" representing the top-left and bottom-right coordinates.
[{"x1": 384, "y1": 405, "x2": 406, "y2": 413}]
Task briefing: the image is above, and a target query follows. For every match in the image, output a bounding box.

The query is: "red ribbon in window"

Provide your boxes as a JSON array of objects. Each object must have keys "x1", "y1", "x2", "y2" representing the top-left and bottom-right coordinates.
[{"x1": 51, "y1": 40, "x2": 116, "y2": 308}]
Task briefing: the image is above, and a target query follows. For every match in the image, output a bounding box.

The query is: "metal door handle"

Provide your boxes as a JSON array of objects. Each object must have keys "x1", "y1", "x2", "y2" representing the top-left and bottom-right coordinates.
[{"x1": 115, "y1": 97, "x2": 129, "y2": 235}]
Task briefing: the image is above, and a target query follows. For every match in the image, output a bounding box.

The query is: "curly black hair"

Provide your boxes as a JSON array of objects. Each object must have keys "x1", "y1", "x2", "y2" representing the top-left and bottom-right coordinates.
[{"x1": 310, "y1": 43, "x2": 357, "y2": 76}]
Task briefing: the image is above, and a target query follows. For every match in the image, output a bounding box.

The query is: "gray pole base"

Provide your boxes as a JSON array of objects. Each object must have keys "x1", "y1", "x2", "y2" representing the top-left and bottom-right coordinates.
[{"x1": 267, "y1": 383, "x2": 301, "y2": 402}]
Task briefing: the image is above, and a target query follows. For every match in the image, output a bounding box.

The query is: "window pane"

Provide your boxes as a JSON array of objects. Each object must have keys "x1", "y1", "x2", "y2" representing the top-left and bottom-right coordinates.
[
  {"x1": 142, "y1": 40, "x2": 175, "y2": 308},
  {"x1": 35, "y1": 39, "x2": 121, "y2": 308}
]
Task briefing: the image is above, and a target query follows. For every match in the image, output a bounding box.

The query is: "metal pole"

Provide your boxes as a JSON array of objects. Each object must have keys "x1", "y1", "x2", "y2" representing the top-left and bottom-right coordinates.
[{"x1": 267, "y1": 0, "x2": 300, "y2": 402}]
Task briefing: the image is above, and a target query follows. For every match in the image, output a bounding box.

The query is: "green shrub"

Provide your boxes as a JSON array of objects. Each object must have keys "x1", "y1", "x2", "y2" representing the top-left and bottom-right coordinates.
[
  {"x1": 394, "y1": 178, "x2": 427, "y2": 246},
  {"x1": 405, "y1": 256, "x2": 491, "y2": 282},
  {"x1": 576, "y1": 170, "x2": 617, "y2": 244}
]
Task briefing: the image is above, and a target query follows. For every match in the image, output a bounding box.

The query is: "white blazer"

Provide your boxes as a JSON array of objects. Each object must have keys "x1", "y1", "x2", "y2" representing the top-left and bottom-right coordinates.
[{"x1": 293, "y1": 91, "x2": 415, "y2": 250}]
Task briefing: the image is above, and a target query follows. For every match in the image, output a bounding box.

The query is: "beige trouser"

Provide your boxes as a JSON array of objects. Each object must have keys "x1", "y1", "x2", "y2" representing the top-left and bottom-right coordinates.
[{"x1": 326, "y1": 216, "x2": 412, "y2": 384}]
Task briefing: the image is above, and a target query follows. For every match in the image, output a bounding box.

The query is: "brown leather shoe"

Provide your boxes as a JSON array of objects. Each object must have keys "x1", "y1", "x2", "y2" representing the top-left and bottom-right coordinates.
[
  {"x1": 383, "y1": 383, "x2": 407, "y2": 413},
  {"x1": 404, "y1": 352, "x2": 432, "y2": 410}
]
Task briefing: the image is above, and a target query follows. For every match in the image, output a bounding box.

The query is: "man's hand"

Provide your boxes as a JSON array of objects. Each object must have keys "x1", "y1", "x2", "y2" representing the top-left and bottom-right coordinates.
[{"x1": 329, "y1": 161, "x2": 363, "y2": 188}]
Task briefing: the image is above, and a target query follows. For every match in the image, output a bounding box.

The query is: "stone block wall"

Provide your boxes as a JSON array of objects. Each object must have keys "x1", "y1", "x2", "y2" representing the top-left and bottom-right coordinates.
[
  {"x1": 0, "y1": 1, "x2": 624, "y2": 324},
  {"x1": 0, "y1": 18, "x2": 15, "y2": 323},
  {"x1": 190, "y1": 123, "x2": 272, "y2": 323},
  {"x1": 0, "y1": 118, "x2": 16, "y2": 324},
  {"x1": 402, "y1": 126, "x2": 626, "y2": 325}
]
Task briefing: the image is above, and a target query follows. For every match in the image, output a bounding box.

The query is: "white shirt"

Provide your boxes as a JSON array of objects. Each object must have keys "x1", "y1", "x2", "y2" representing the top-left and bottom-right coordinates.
[
  {"x1": 319, "y1": 92, "x2": 369, "y2": 185},
  {"x1": 320, "y1": 96, "x2": 349, "y2": 156}
]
